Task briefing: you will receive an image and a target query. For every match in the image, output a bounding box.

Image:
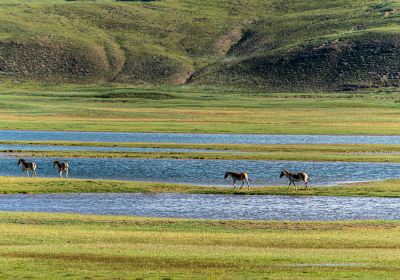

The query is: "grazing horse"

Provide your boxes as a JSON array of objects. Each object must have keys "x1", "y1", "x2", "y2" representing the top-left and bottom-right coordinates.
[
  {"x1": 17, "y1": 159, "x2": 37, "y2": 177},
  {"x1": 53, "y1": 160, "x2": 69, "y2": 178},
  {"x1": 224, "y1": 172, "x2": 251, "y2": 189},
  {"x1": 280, "y1": 170, "x2": 310, "y2": 191}
]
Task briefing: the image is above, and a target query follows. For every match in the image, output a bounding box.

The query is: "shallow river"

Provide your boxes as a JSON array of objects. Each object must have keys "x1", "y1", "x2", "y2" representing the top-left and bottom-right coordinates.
[
  {"x1": 0, "y1": 193, "x2": 398, "y2": 221},
  {"x1": 3, "y1": 156, "x2": 400, "y2": 186},
  {"x1": 0, "y1": 144, "x2": 221, "y2": 153},
  {"x1": 2, "y1": 130, "x2": 400, "y2": 144}
]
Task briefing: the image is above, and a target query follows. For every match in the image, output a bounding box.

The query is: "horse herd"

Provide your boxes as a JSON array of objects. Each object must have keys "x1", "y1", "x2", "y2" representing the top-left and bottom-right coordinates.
[
  {"x1": 17, "y1": 158, "x2": 309, "y2": 190},
  {"x1": 224, "y1": 170, "x2": 310, "y2": 191},
  {"x1": 17, "y1": 159, "x2": 69, "y2": 178}
]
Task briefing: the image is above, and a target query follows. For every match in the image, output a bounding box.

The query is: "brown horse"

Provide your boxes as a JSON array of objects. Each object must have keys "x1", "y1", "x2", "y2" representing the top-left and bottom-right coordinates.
[
  {"x1": 53, "y1": 160, "x2": 69, "y2": 178},
  {"x1": 280, "y1": 170, "x2": 310, "y2": 191},
  {"x1": 224, "y1": 172, "x2": 251, "y2": 189},
  {"x1": 17, "y1": 159, "x2": 37, "y2": 177}
]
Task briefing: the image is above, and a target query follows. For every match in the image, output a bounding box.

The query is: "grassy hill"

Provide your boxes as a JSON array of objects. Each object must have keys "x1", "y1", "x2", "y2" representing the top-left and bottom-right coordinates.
[{"x1": 1, "y1": 0, "x2": 400, "y2": 91}]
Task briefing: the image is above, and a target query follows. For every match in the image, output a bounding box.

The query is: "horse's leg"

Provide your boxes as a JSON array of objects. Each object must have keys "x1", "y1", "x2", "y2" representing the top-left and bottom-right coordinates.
[
  {"x1": 21, "y1": 169, "x2": 24, "y2": 177},
  {"x1": 232, "y1": 180, "x2": 236, "y2": 189},
  {"x1": 239, "y1": 181, "x2": 244, "y2": 189},
  {"x1": 59, "y1": 170, "x2": 62, "y2": 178},
  {"x1": 285, "y1": 181, "x2": 291, "y2": 191},
  {"x1": 294, "y1": 182, "x2": 297, "y2": 191},
  {"x1": 247, "y1": 180, "x2": 250, "y2": 189}
]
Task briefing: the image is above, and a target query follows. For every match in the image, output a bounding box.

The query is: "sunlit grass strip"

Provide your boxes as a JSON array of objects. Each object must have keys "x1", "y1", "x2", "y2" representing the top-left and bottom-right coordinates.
[
  {"x1": 2, "y1": 84, "x2": 400, "y2": 134},
  {"x1": 6, "y1": 142, "x2": 400, "y2": 162},
  {"x1": 1, "y1": 176, "x2": 400, "y2": 197},
  {"x1": 5, "y1": 141, "x2": 400, "y2": 153},
  {"x1": 0, "y1": 211, "x2": 400, "y2": 279}
]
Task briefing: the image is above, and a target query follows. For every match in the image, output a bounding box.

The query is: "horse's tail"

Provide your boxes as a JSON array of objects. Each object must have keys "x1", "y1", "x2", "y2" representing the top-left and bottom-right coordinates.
[{"x1": 303, "y1": 172, "x2": 310, "y2": 183}]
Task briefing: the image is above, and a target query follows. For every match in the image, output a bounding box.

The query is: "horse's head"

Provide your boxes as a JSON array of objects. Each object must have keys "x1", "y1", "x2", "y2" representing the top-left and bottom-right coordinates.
[
  {"x1": 17, "y1": 159, "x2": 24, "y2": 166},
  {"x1": 224, "y1": 172, "x2": 229, "y2": 179},
  {"x1": 53, "y1": 160, "x2": 59, "y2": 167},
  {"x1": 280, "y1": 170, "x2": 287, "y2": 178}
]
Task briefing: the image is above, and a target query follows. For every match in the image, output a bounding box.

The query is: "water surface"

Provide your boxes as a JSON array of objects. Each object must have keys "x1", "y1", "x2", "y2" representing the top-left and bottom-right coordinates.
[
  {"x1": 0, "y1": 193, "x2": 398, "y2": 221},
  {"x1": 4, "y1": 157, "x2": 400, "y2": 186},
  {"x1": 0, "y1": 144, "x2": 220, "y2": 153},
  {"x1": 2, "y1": 130, "x2": 400, "y2": 144}
]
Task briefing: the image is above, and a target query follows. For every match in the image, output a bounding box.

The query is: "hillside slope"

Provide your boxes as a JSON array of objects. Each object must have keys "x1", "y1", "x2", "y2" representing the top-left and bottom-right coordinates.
[{"x1": 1, "y1": 0, "x2": 400, "y2": 91}]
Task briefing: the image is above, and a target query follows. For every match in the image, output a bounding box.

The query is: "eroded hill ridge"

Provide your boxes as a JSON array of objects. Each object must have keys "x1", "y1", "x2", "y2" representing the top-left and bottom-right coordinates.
[{"x1": 1, "y1": 0, "x2": 400, "y2": 91}]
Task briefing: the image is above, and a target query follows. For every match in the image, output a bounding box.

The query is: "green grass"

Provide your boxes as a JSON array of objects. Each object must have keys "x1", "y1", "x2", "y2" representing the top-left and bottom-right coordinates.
[
  {"x1": 7, "y1": 140, "x2": 400, "y2": 162},
  {"x1": 2, "y1": 176, "x2": 400, "y2": 197},
  {"x1": 1, "y1": 1, "x2": 400, "y2": 90},
  {"x1": 3, "y1": 84, "x2": 400, "y2": 134},
  {"x1": 0, "y1": 211, "x2": 400, "y2": 279}
]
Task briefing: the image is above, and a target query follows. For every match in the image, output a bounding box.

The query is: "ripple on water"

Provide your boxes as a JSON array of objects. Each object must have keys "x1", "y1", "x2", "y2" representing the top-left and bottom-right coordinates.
[
  {"x1": 0, "y1": 144, "x2": 227, "y2": 153},
  {"x1": 0, "y1": 193, "x2": 399, "y2": 221},
  {"x1": 2, "y1": 130, "x2": 400, "y2": 144},
  {"x1": 2, "y1": 157, "x2": 400, "y2": 186}
]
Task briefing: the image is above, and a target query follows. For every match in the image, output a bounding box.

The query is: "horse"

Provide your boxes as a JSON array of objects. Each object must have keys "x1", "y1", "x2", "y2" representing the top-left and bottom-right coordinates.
[
  {"x1": 17, "y1": 159, "x2": 37, "y2": 177},
  {"x1": 224, "y1": 172, "x2": 251, "y2": 189},
  {"x1": 280, "y1": 170, "x2": 310, "y2": 191},
  {"x1": 53, "y1": 160, "x2": 69, "y2": 178}
]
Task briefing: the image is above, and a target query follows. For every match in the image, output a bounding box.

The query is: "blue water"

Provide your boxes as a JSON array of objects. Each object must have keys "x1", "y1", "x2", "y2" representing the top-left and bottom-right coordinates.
[
  {"x1": 2, "y1": 130, "x2": 400, "y2": 144},
  {"x1": 0, "y1": 193, "x2": 398, "y2": 221},
  {"x1": 4, "y1": 156, "x2": 400, "y2": 186},
  {"x1": 0, "y1": 144, "x2": 222, "y2": 153}
]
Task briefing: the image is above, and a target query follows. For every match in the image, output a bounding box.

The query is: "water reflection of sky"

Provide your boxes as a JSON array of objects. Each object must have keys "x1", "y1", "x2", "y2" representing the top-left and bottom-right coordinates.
[
  {"x1": 3, "y1": 157, "x2": 400, "y2": 186},
  {"x1": 0, "y1": 144, "x2": 223, "y2": 153},
  {"x1": 2, "y1": 130, "x2": 400, "y2": 144},
  {"x1": 0, "y1": 193, "x2": 398, "y2": 221}
]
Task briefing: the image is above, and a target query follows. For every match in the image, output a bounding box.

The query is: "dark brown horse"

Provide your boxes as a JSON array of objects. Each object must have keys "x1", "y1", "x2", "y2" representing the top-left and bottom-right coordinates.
[
  {"x1": 17, "y1": 159, "x2": 37, "y2": 177},
  {"x1": 53, "y1": 160, "x2": 69, "y2": 178},
  {"x1": 224, "y1": 172, "x2": 251, "y2": 189}
]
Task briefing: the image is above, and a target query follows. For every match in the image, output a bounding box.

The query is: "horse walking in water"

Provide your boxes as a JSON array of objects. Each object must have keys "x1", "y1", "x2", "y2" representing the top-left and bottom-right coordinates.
[
  {"x1": 280, "y1": 170, "x2": 310, "y2": 191},
  {"x1": 53, "y1": 160, "x2": 69, "y2": 178},
  {"x1": 224, "y1": 172, "x2": 251, "y2": 189},
  {"x1": 17, "y1": 159, "x2": 37, "y2": 177}
]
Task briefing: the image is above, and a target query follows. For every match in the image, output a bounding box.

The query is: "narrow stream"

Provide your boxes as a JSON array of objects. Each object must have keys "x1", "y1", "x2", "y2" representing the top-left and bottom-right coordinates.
[
  {"x1": 2, "y1": 130, "x2": 400, "y2": 144},
  {"x1": 0, "y1": 193, "x2": 398, "y2": 221},
  {"x1": 3, "y1": 156, "x2": 400, "y2": 186}
]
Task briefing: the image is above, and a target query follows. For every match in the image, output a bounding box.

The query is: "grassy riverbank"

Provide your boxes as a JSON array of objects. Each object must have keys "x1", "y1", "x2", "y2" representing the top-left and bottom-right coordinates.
[
  {"x1": 1, "y1": 177, "x2": 400, "y2": 197},
  {"x1": 6, "y1": 141, "x2": 400, "y2": 162},
  {"x1": 8, "y1": 141, "x2": 400, "y2": 153},
  {"x1": 0, "y1": 211, "x2": 399, "y2": 279},
  {"x1": 2, "y1": 84, "x2": 400, "y2": 134}
]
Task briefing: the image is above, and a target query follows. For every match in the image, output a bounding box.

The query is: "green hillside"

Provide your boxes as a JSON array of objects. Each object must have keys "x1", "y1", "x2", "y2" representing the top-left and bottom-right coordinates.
[{"x1": 1, "y1": 0, "x2": 400, "y2": 90}]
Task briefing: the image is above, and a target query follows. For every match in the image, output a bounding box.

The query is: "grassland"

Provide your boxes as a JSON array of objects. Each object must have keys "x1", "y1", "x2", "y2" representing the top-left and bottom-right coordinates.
[
  {"x1": 8, "y1": 140, "x2": 400, "y2": 162},
  {"x1": 2, "y1": 0, "x2": 400, "y2": 90},
  {"x1": 3, "y1": 84, "x2": 400, "y2": 134},
  {"x1": 3, "y1": 1, "x2": 400, "y2": 278},
  {"x1": 0, "y1": 211, "x2": 399, "y2": 279},
  {"x1": 2, "y1": 176, "x2": 400, "y2": 197}
]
